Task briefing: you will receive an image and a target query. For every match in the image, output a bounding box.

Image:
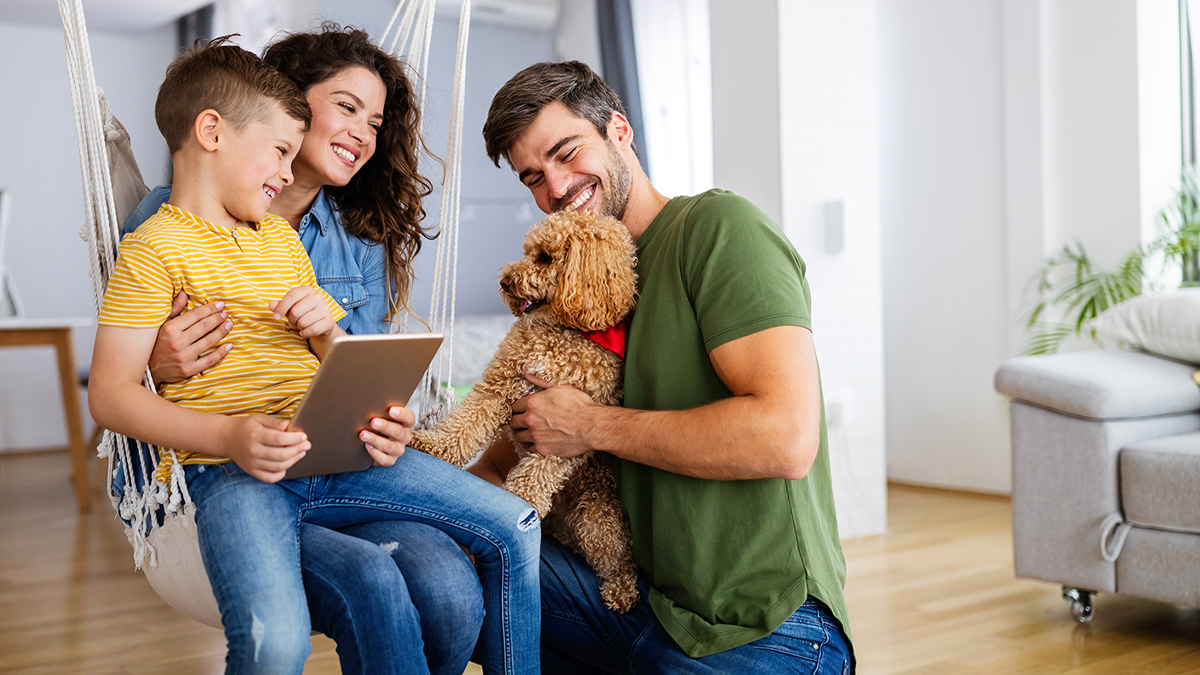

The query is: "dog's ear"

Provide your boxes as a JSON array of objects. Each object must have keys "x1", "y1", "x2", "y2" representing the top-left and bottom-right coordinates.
[{"x1": 551, "y1": 214, "x2": 638, "y2": 331}]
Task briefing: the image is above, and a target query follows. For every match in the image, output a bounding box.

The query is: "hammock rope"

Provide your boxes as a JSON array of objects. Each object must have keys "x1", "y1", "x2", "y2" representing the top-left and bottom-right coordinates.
[
  {"x1": 59, "y1": 0, "x2": 472, "y2": 626},
  {"x1": 381, "y1": 1, "x2": 472, "y2": 428}
]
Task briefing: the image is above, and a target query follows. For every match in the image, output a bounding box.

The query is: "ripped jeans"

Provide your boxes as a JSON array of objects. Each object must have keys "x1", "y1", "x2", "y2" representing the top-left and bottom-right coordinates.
[{"x1": 184, "y1": 448, "x2": 541, "y2": 675}]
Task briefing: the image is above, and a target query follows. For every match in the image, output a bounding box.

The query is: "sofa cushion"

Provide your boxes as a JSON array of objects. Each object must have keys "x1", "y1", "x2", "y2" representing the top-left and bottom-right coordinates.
[
  {"x1": 1089, "y1": 289, "x2": 1200, "y2": 364},
  {"x1": 1121, "y1": 432, "x2": 1200, "y2": 534},
  {"x1": 995, "y1": 350, "x2": 1200, "y2": 420}
]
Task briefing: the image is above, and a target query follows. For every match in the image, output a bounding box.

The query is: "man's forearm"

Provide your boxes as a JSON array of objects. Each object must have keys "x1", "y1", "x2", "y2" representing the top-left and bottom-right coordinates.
[
  {"x1": 514, "y1": 326, "x2": 822, "y2": 480},
  {"x1": 587, "y1": 395, "x2": 816, "y2": 480}
]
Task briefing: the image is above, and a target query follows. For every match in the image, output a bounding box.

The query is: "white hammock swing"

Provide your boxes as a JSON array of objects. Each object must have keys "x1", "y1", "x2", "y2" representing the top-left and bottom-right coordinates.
[{"x1": 59, "y1": 0, "x2": 472, "y2": 628}]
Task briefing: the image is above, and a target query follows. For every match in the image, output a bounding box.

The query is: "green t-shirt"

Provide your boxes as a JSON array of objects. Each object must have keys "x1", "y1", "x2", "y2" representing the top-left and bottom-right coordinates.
[{"x1": 619, "y1": 189, "x2": 851, "y2": 658}]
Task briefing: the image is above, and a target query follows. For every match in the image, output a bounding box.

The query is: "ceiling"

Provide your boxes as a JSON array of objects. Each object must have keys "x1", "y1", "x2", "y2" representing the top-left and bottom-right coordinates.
[{"x1": 0, "y1": 0, "x2": 213, "y2": 33}]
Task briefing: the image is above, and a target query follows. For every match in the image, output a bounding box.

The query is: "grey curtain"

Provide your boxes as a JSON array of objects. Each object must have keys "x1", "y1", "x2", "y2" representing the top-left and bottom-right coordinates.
[
  {"x1": 597, "y1": 0, "x2": 649, "y2": 173},
  {"x1": 177, "y1": 4, "x2": 215, "y2": 51}
]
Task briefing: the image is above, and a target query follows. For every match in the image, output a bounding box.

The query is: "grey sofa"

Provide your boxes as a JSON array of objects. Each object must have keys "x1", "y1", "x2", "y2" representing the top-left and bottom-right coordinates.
[{"x1": 994, "y1": 349, "x2": 1200, "y2": 621}]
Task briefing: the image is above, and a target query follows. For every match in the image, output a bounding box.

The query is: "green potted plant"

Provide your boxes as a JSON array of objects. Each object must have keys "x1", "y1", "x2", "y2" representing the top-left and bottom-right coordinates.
[{"x1": 1023, "y1": 165, "x2": 1200, "y2": 355}]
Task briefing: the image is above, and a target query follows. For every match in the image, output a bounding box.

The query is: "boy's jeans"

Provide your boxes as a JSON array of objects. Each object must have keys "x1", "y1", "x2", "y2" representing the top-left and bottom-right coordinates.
[
  {"x1": 185, "y1": 448, "x2": 541, "y2": 675},
  {"x1": 539, "y1": 538, "x2": 853, "y2": 675}
]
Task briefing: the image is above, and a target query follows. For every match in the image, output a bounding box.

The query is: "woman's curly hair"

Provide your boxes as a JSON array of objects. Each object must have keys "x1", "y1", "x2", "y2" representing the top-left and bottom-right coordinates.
[{"x1": 264, "y1": 23, "x2": 435, "y2": 322}]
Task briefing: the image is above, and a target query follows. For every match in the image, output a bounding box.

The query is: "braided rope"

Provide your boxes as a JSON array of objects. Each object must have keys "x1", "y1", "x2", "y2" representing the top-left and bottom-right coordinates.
[{"x1": 59, "y1": 0, "x2": 174, "y2": 571}]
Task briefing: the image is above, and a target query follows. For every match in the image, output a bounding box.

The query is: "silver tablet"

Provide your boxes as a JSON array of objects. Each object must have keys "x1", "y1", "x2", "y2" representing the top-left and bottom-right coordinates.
[{"x1": 285, "y1": 333, "x2": 443, "y2": 479}]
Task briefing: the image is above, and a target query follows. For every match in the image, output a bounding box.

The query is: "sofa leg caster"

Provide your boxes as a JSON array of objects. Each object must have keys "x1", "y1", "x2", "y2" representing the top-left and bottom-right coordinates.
[{"x1": 1063, "y1": 587, "x2": 1095, "y2": 623}]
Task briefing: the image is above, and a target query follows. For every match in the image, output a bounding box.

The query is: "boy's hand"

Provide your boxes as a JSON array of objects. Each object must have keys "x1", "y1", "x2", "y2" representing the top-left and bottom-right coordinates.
[
  {"x1": 221, "y1": 413, "x2": 310, "y2": 483},
  {"x1": 149, "y1": 291, "x2": 233, "y2": 385},
  {"x1": 360, "y1": 406, "x2": 415, "y2": 467},
  {"x1": 270, "y1": 286, "x2": 336, "y2": 339}
]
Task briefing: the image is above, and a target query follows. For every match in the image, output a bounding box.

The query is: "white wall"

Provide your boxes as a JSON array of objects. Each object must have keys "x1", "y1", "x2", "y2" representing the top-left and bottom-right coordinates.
[
  {"x1": 778, "y1": 0, "x2": 888, "y2": 538},
  {"x1": 709, "y1": 0, "x2": 781, "y2": 223},
  {"x1": 706, "y1": 0, "x2": 888, "y2": 538},
  {"x1": 879, "y1": 0, "x2": 1010, "y2": 492},
  {"x1": 1041, "y1": 0, "x2": 1144, "y2": 266},
  {"x1": 879, "y1": 0, "x2": 1181, "y2": 493},
  {"x1": 0, "y1": 20, "x2": 174, "y2": 451}
]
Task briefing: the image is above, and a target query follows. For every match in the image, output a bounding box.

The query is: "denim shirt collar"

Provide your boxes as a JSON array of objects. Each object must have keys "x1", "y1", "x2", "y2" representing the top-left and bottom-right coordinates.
[{"x1": 299, "y1": 187, "x2": 336, "y2": 237}]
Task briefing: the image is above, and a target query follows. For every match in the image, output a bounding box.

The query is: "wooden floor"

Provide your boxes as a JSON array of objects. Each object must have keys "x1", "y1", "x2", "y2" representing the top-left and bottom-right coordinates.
[{"x1": 2, "y1": 453, "x2": 1199, "y2": 674}]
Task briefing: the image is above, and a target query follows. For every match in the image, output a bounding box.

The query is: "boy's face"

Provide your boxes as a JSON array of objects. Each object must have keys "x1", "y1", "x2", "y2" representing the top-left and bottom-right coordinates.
[{"x1": 218, "y1": 102, "x2": 307, "y2": 224}]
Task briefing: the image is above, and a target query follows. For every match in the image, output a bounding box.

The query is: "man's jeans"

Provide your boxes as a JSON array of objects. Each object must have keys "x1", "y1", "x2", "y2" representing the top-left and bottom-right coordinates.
[
  {"x1": 539, "y1": 538, "x2": 853, "y2": 675},
  {"x1": 301, "y1": 520, "x2": 484, "y2": 675},
  {"x1": 185, "y1": 448, "x2": 541, "y2": 675}
]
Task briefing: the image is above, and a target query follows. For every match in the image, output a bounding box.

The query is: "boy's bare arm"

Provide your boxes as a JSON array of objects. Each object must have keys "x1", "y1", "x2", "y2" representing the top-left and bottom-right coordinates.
[{"x1": 89, "y1": 325, "x2": 310, "y2": 482}]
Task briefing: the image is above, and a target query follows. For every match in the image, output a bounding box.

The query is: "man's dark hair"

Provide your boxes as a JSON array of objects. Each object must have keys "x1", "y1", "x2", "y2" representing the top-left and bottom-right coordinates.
[
  {"x1": 482, "y1": 61, "x2": 632, "y2": 168},
  {"x1": 155, "y1": 36, "x2": 311, "y2": 154}
]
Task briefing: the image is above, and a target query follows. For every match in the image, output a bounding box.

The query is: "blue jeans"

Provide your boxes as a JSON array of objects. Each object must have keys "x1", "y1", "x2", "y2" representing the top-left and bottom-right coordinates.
[
  {"x1": 301, "y1": 521, "x2": 484, "y2": 675},
  {"x1": 539, "y1": 538, "x2": 852, "y2": 675},
  {"x1": 114, "y1": 442, "x2": 484, "y2": 675},
  {"x1": 185, "y1": 448, "x2": 541, "y2": 675}
]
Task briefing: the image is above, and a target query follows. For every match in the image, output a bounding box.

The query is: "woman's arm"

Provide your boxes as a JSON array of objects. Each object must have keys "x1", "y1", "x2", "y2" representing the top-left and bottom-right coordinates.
[{"x1": 146, "y1": 291, "x2": 233, "y2": 385}]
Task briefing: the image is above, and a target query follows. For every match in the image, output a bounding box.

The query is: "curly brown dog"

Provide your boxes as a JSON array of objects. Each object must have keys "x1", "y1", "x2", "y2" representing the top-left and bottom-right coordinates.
[{"x1": 410, "y1": 208, "x2": 640, "y2": 612}]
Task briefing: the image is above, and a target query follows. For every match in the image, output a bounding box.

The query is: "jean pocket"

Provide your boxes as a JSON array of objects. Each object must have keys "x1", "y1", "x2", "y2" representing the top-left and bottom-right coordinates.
[{"x1": 748, "y1": 616, "x2": 827, "y2": 662}]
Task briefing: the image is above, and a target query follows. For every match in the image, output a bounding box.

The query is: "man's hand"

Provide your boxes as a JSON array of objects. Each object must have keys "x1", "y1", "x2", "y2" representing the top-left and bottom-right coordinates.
[
  {"x1": 148, "y1": 291, "x2": 233, "y2": 385},
  {"x1": 221, "y1": 413, "x2": 310, "y2": 483},
  {"x1": 360, "y1": 406, "x2": 415, "y2": 467},
  {"x1": 270, "y1": 286, "x2": 337, "y2": 339},
  {"x1": 510, "y1": 372, "x2": 605, "y2": 459}
]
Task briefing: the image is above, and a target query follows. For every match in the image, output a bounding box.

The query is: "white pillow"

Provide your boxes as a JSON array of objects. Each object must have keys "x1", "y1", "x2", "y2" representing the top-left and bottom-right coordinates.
[{"x1": 1089, "y1": 289, "x2": 1200, "y2": 364}]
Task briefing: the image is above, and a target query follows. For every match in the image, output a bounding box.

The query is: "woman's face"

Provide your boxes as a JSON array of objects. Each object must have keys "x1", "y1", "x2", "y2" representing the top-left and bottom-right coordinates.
[{"x1": 293, "y1": 65, "x2": 387, "y2": 189}]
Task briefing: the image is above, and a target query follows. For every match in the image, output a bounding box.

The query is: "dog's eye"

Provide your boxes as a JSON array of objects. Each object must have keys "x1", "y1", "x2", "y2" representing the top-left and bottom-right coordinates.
[{"x1": 537, "y1": 251, "x2": 552, "y2": 264}]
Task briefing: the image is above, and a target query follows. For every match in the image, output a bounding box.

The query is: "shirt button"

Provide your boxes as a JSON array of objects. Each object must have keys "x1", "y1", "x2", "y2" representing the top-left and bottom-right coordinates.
[{"x1": 341, "y1": 298, "x2": 348, "y2": 303}]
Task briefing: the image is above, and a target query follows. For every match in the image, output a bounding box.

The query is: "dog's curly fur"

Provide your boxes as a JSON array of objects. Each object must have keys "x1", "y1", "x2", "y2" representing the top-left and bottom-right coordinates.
[{"x1": 410, "y1": 209, "x2": 641, "y2": 612}]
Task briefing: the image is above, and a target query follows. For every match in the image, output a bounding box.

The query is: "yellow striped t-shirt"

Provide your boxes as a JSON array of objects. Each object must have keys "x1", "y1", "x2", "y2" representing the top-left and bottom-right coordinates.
[{"x1": 98, "y1": 203, "x2": 347, "y2": 482}]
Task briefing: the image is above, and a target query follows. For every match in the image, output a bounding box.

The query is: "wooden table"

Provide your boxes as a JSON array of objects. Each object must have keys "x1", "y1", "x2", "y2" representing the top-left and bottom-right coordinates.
[{"x1": 0, "y1": 318, "x2": 95, "y2": 512}]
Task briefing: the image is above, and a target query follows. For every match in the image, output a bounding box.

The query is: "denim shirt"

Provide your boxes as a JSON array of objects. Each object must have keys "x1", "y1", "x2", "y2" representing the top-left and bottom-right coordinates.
[{"x1": 123, "y1": 185, "x2": 390, "y2": 335}]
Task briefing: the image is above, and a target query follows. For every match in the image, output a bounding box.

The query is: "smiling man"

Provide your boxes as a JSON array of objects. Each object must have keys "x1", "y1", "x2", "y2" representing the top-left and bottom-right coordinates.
[{"x1": 472, "y1": 61, "x2": 855, "y2": 674}]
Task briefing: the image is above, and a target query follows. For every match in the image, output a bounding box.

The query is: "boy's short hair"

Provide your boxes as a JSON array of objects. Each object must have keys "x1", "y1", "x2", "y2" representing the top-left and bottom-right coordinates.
[
  {"x1": 155, "y1": 36, "x2": 312, "y2": 154},
  {"x1": 482, "y1": 61, "x2": 631, "y2": 169}
]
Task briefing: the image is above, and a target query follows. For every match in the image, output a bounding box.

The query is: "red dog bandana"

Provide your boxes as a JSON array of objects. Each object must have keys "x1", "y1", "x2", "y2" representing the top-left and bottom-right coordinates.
[{"x1": 580, "y1": 318, "x2": 630, "y2": 359}]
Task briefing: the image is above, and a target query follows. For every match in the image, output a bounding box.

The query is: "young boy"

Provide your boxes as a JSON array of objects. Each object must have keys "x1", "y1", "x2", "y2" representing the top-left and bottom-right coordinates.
[{"x1": 90, "y1": 41, "x2": 541, "y2": 675}]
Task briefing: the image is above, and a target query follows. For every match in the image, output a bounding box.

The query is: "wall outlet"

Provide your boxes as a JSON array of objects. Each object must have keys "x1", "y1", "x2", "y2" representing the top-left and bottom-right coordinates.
[{"x1": 825, "y1": 388, "x2": 855, "y2": 429}]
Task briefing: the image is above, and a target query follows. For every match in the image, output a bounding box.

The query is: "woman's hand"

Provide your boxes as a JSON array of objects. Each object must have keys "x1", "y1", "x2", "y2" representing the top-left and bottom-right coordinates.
[
  {"x1": 148, "y1": 291, "x2": 233, "y2": 385},
  {"x1": 361, "y1": 406, "x2": 415, "y2": 467},
  {"x1": 220, "y1": 413, "x2": 310, "y2": 483}
]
